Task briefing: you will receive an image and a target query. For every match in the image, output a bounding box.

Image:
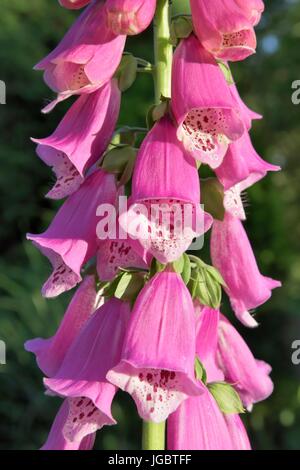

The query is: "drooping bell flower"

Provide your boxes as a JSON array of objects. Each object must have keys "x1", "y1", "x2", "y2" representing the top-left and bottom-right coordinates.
[
  {"x1": 33, "y1": 81, "x2": 121, "y2": 199},
  {"x1": 217, "y1": 313, "x2": 274, "y2": 408},
  {"x1": 190, "y1": 0, "x2": 264, "y2": 62},
  {"x1": 25, "y1": 276, "x2": 100, "y2": 377},
  {"x1": 27, "y1": 170, "x2": 117, "y2": 298},
  {"x1": 215, "y1": 131, "x2": 281, "y2": 192},
  {"x1": 107, "y1": 271, "x2": 205, "y2": 423},
  {"x1": 211, "y1": 212, "x2": 281, "y2": 327},
  {"x1": 97, "y1": 237, "x2": 150, "y2": 282},
  {"x1": 44, "y1": 298, "x2": 131, "y2": 443},
  {"x1": 195, "y1": 305, "x2": 224, "y2": 383},
  {"x1": 167, "y1": 305, "x2": 251, "y2": 450},
  {"x1": 171, "y1": 35, "x2": 244, "y2": 168},
  {"x1": 59, "y1": 0, "x2": 91, "y2": 9},
  {"x1": 36, "y1": 1, "x2": 126, "y2": 112},
  {"x1": 41, "y1": 399, "x2": 96, "y2": 450},
  {"x1": 105, "y1": 0, "x2": 156, "y2": 35},
  {"x1": 119, "y1": 116, "x2": 212, "y2": 264}
]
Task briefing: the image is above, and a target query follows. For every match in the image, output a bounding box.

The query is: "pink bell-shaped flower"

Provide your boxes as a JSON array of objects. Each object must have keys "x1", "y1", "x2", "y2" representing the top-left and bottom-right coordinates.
[
  {"x1": 190, "y1": 0, "x2": 264, "y2": 62},
  {"x1": 217, "y1": 313, "x2": 274, "y2": 409},
  {"x1": 27, "y1": 170, "x2": 118, "y2": 298},
  {"x1": 171, "y1": 35, "x2": 244, "y2": 168},
  {"x1": 36, "y1": 1, "x2": 126, "y2": 111},
  {"x1": 25, "y1": 276, "x2": 100, "y2": 376},
  {"x1": 119, "y1": 116, "x2": 212, "y2": 263},
  {"x1": 44, "y1": 298, "x2": 131, "y2": 443},
  {"x1": 211, "y1": 212, "x2": 281, "y2": 327},
  {"x1": 107, "y1": 271, "x2": 205, "y2": 423},
  {"x1": 215, "y1": 130, "x2": 281, "y2": 192},
  {"x1": 105, "y1": 0, "x2": 156, "y2": 35},
  {"x1": 33, "y1": 81, "x2": 121, "y2": 199}
]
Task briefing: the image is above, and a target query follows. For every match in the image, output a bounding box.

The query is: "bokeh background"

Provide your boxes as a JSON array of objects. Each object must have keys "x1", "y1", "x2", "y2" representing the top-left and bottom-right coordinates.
[{"x1": 0, "y1": 0, "x2": 300, "y2": 450}]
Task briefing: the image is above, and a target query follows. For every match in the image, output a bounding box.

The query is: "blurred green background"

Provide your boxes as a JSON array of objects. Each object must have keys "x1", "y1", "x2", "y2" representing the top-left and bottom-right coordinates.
[{"x1": 0, "y1": 0, "x2": 300, "y2": 450}]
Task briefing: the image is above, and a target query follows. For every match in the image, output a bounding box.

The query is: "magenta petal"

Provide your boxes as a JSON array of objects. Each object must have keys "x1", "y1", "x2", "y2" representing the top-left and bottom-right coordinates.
[
  {"x1": 230, "y1": 82, "x2": 262, "y2": 130},
  {"x1": 33, "y1": 81, "x2": 120, "y2": 199},
  {"x1": 171, "y1": 35, "x2": 244, "y2": 167},
  {"x1": 167, "y1": 390, "x2": 235, "y2": 450},
  {"x1": 35, "y1": 2, "x2": 126, "y2": 105},
  {"x1": 217, "y1": 314, "x2": 274, "y2": 407},
  {"x1": 107, "y1": 271, "x2": 204, "y2": 423},
  {"x1": 25, "y1": 276, "x2": 98, "y2": 376},
  {"x1": 216, "y1": 131, "x2": 281, "y2": 191},
  {"x1": 211, "y1": 213, "x2": 281, "y2": 326},
  {"x1": 27, "y1": 170, "x2": 117, "y2": 298},
  {"x1": 190, "y1": 0, "x2": 262, "y2": 62},
  {"x1": 44, "y1": 298, "x2": 130, "y2": 439},
  {"x1": 106, "y1": 0, "x2": 156, "y2": 35},
  {"x1": 224, "y1": 414, "x2": 251, "y2": 450},
  {"x1": 97, "y1": 238, "x2": 150, "y2": 282},
  {"x1": 119, "y1": 116, "x2": 212, "y2": 263},
  {"x1": 41, "y1": 399, "x2": 96, "y2": 450},
  {"x1": 195, "y1": 306, "x2": 224, "y2": 383}
]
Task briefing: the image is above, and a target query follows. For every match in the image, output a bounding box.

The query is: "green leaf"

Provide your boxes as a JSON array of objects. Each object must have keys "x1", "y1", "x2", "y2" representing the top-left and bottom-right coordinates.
[
  {"x1": 208, "y1": 382, "x2": 245, "y2": 414},
  {"x1": 194, "y1": 357, "x2": 207, "y2": 384},
  {"x1": 114, "y1": 272, "x2": 133, "y2": 299},
  {"x1": 217, "y1": 61, "x2": 235, "y2": 86}
]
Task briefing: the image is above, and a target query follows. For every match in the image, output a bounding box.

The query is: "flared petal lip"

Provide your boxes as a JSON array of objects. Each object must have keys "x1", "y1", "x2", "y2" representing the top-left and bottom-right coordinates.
[
  {"x1": 31, "y1": 138, "x2": 85, "y2": 178},
  {"x1": 43, "y1": 377, "x2": 117, "y2": 425},
  {"x1": 174, "y1": 106, "x2": 244, "y2": 143},
  {"x1": 26, "y1": 233, "x2": 86, "y2": 278},
  {"x1": 107, "y1": 359, "x2": 205, "y2": 396}
]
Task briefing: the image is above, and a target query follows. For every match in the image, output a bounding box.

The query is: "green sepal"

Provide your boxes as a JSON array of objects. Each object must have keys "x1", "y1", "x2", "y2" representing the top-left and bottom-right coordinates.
[
  {"x1": 181, "y1": 253, "x2": 192, "y2": 285},
  {"x1": 170, "y1": 15, "x2": 193, "y2": 45},
  {"x1": 201, "y1": 178, "x2": 225, "y2": 221},
  {"x1": 208, "y1": 382, "x2": 245, "y2": 415},
  {"x1": 116, "y1": 53, "x2": 138, "y2": 92},
  {"x1": 149, "y1": 258, "x2": 167, "y2": 278},
  {"x1": 194, "y1": 357, "x2": 207, "y2": 385},
  {"x1": 103, "y1": 271, "x2": 145, "y2": 305},
  {"x1": 147, "y1": 100, "x2": 169, "y2": 129},
  {"x1": 188, "y1": 256, "x2": 224, "y2": 309},
  {"x1": 172, "y1": 255, "x2": 185, "y2": 274},
  {"x1": 217, "y1": 61, "x2": 235, "y2": 86}
]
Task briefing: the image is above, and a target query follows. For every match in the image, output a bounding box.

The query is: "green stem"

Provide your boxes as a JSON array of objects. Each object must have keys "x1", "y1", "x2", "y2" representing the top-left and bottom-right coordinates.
[
  {"x1": 141, "y1": 0, "x2": 173, "y2": 452},
  {"x1": 142, "y1": 421, "x2": 166, "y2": 451},
  {"x1": 153, "y1": 0, "x2": 173, "y2": 104}
]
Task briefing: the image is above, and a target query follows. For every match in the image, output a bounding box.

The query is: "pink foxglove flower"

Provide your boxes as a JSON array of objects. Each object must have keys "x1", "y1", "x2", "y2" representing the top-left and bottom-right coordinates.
[
  {"x1": 171, "y1": 35, "x2": 244, "y2": 168},
  {"x1": 215, "y1": 131, "x2": 281, "y2": 192},
  {"x1": 106, "y1": 0, "x2": 156, "y2": 35},
  {"x1": 168, "y1": 306, "x2": 250, "y2": 450},
  {"x1": 211, "y1": 213, "x2": 281, "y2": 327},
  {"x1": 41, "y1": 399, "x2": 96, "y2": 450},
  {"x1": 36, "y1": 1, "x2": 126, "y2": 112},
  {"x1": 59, "y1": 0, "x2": 91, "y2": 9},
  {"x1": 97, "y1": 237, "x2": 150, "y2": 282},
  {"x1": 107, "y1": 271, "x2": 205, "y2": 423},
  {"x1": 119, "y1": 116, "x2": 212, "y2": 263},
  {"x1": 44, "y1": 298, "x2": 130, "y2": 443},
  {"x1": 27, "y1": 170, "x2": 117, "y2": 298},
  {"x1": 190, "y1": 0, "x2": 264, "y2": 62},
  {"x1": 33, "y1": 81, "x2": 121, "y2": 199},
  {"x1": 217, "y1": 313, "x2": 274, "y2": 409},
  {"x1": 25, "y1": 276, "x2": 99, "y2": 377}
]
